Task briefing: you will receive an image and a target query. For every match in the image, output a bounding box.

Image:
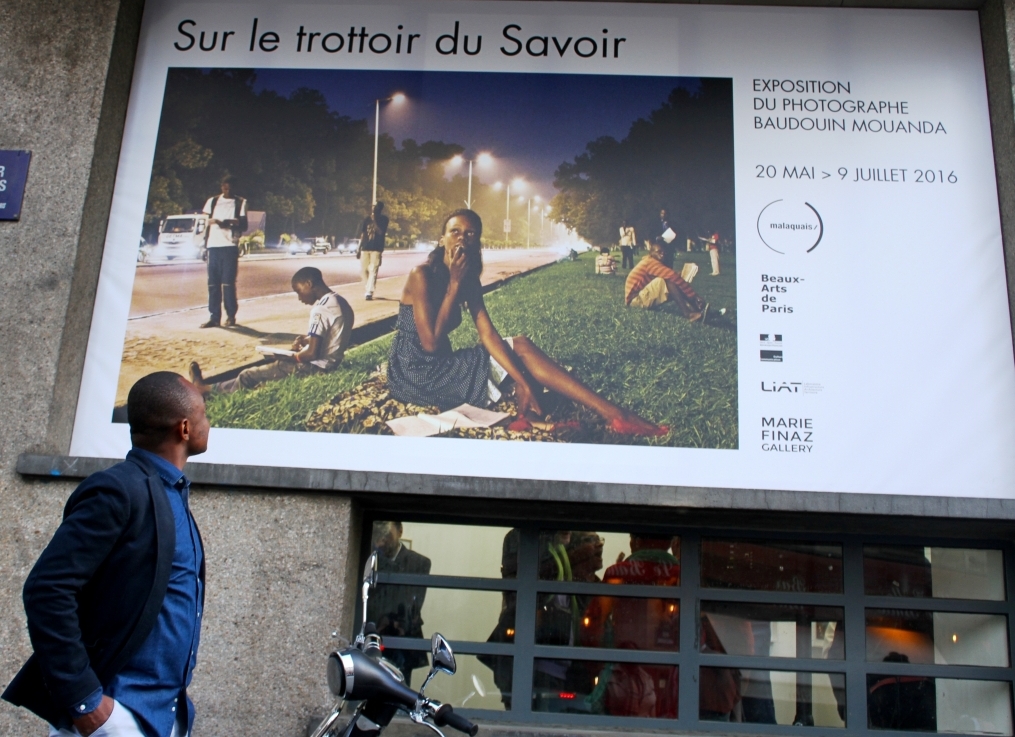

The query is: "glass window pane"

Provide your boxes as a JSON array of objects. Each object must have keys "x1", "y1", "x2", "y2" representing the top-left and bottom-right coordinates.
[
  {"x1": 700, "y1": 669, "x2": 845, "y2": 727},
  {"x1": 538, "y1": 530, "x2": 680, "y2": 585},
  {"x1": 372, "y1": 521, "x2": 517, "y2": 579},
  {"x1": 410, "y1": 654, "x2": 512, "y2": 711},
  {"x1": 701, "y1": 540, "x2": 843, "y2": 593},
  {"x1": 701, "y1": 602, "x2": 844, "y2": 659},
  {"x1": 868, "y1": 676, "x2": 1013, "y2": 734},
  {"x1": 866, "y1": 610, "x2": 1009, "y2": 667},
  {"x1": 864, "y1": 546, "x2": 1005, "y2": 600},
  {"x1": 535, "y1": 594, "x2": 679, "y2": 651},
  {"x1": 369, "y1": 585, "x2": 510, "y2": 646},
  {"x1": 532, "y1": 659, "x2": 678, "y2": 718}
]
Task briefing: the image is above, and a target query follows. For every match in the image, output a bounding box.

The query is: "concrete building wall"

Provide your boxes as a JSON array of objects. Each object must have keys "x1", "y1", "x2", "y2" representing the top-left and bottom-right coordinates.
[
  {"x1": 0, "y1": 2, "x2": 363, "y2": 734},
  {"x1": 2, "y1": 0, "x2": 1015, "y2": 735},
  {"x1": 1, "y1": 0, "x2": 137, "y2": 734}
]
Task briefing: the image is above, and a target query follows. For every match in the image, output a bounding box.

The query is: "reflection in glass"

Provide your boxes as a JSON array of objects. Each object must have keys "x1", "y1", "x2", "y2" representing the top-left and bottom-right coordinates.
[
  {"x1": 536, "y1": 594, "x2": 679, "y2": 651},
  {"x1": 532, "y1": 659, "x2": 678, "y2": 718},
  {"x1": 379, "y1": 520, "x2": 516, "y2": 579},
  {"x1": 369, "y1": 521, "x2": 433, "y2": 683},
  {"x1": 868, "y1": 675, "x2": 1013, "y2": 734},
  {"x1": 477, "y1": 529, "x2": 522, "y2": 709},
  {"x1": 701, "y1": 540, "x2": 843, "y2": 593},
  {"x1": 539, "y1": 531, "x2": 680, "y2": 585},
  {"x1": 866, "y1": 610, "x2": 1009, "y2": 667},
  {"x1": 412, "y1": 654, "x2": 512, "y2": 712},
  {"x1": 700, "y1": 668, "x2": 845, "y2": 726},
  {"x1": 373, "y1": 585, "x2": 508, "y2": 648},
  {"x1": 700, "y1": 602, "x2": 844, "y2": 659},
  {"x1": 864, "y1": 546, "x2": 1005, "y2": 600}
]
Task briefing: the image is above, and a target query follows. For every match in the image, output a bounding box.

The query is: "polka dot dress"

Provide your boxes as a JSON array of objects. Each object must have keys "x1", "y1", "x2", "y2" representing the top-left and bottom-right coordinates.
[{"x1": 387, "y1": 303, "x2": 491, "y2": 411}]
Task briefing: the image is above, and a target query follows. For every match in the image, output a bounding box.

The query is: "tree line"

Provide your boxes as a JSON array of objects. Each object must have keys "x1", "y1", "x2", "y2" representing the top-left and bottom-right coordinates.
[
  {"x1": 551, "y1": 78, "x2": 735, "y2": 250},
  {"x1": 146, "y1": 70, "x2": 734, "y2": 251},
  {"x1": 146, "y1": 69, "x2": 502, "y2": 245}
]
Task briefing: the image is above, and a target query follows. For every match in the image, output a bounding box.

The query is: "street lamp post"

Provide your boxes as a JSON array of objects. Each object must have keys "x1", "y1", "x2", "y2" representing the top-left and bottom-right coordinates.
[
  {"x1": 372, "y1": 93, "x2": 406, "y2": 206},
  {"x1": 494, "y1": 177, "x2": 525, "y2": 243},
  {"x1": 450, "y1": 152, "x2": 493, "y2": 208},
  {"x1": 531, "y1": 196, "x2": 541, "y2": 248},
  {"x1": 526, "y1": 198, "x2": 531, "y2": 248}
]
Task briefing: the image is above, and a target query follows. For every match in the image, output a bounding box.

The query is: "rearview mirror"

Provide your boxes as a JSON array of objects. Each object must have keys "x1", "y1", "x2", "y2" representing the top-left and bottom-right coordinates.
[
  {"x1": 363, "y1": 550, "x2": 378, "y2": 590},
  {"x1": 430, "y1": 633, "x2": 456, "y2": 675}
]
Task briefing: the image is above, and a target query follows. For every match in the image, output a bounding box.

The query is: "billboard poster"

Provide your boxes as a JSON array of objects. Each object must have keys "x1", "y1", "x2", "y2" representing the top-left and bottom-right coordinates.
[{"x1": 71, "y1": 0, "x2": 1015, "y2": 497}]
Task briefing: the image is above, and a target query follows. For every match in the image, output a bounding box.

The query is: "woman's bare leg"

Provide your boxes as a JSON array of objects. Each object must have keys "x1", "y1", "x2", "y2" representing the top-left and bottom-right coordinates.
[{"x1": 510, "y1": 336, "x2": 664, "y2": 434}]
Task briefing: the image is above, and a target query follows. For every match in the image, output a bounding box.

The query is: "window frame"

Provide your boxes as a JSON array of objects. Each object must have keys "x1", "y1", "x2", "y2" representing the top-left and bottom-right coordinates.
[{"x1": 359, "y1": 519, "x2": 1015, "y2": 735}]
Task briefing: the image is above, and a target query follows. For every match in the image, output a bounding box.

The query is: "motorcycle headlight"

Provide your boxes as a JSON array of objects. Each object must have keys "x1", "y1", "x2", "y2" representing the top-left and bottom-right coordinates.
[{"x1": 327, "y1": 651, "x2": 352, "y2": 697}]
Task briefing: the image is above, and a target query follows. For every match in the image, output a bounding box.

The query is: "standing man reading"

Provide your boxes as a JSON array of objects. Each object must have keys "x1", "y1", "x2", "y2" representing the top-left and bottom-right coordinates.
[
  {"x1": 201, "y1": 175, "x2": 247, "y2": 328},
  {"x1": 357, "y1": 201, "x2": 389, "y2": 301},
  {"x1": 3, "y1": 372, "x2": 209, "y2": 737},
  {"x1": 656, "y1": 208, "x2": 678, "y2": 268}
]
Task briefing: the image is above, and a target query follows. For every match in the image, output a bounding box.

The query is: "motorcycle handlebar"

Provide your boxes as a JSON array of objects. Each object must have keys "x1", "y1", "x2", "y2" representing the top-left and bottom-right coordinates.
[
  {"x1": 434, "y1": 704, "x2": 479, "y2": 736},
  {"x1": 328, "y1": 647, "x2": 478, "y2": 735}
]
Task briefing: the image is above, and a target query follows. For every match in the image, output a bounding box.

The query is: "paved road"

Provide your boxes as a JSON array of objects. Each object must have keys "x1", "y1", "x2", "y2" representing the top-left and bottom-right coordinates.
[{"x1": 129, "y1": 249, "x2": 560, "y2": 318}]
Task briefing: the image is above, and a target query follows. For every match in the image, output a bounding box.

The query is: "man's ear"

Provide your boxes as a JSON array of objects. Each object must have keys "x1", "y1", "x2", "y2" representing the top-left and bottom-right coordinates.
[{"x1": 178, "y1": 417, "x2": 191, "y2": 441}]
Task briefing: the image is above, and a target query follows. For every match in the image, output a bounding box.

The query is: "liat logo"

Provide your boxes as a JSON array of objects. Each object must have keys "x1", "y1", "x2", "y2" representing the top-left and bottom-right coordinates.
[{"x1": 757, "y1": 200, "x2": 824, "y2": 255}]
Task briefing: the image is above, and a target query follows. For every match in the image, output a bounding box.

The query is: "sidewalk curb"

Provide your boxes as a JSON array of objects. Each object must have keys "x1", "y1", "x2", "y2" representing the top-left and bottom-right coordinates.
[{"x1": 113, "y1": 253, "x2": 563, "y2": 420}]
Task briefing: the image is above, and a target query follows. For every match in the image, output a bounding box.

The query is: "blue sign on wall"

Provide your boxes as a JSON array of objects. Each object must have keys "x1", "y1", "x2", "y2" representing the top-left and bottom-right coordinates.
[{"x1": 0, "y1": 150, "x2": 32, "y2": 221}]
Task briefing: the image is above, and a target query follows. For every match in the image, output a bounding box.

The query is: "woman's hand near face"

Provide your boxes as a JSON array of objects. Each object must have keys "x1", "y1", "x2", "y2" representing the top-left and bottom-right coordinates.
[{"x1": 448, "y1": 245, "x2": 469, "y2": 287}]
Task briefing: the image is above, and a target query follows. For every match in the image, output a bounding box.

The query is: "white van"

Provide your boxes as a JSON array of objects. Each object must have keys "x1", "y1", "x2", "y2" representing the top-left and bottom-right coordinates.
[{"x1": 154, "y1": 213, "x2": 209, "y2": 261}]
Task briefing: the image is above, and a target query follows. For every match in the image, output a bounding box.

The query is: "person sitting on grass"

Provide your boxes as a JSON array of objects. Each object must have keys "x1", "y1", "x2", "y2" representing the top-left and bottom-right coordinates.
[
  {"x1": 625, "y1": 241, "x2": 709, "y2": 323},
  {"x1": 595, "y1": 247, "x2": 617, "y2": 275},
  {"x1": 190, "y1": 266, "x2": 353, "y2": 394},
  {"x1": 386, "y1": 208, "x2": 667, "y2": 436}
]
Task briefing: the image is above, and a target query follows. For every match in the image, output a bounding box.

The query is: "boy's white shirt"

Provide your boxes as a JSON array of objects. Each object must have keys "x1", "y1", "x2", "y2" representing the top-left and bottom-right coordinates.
[{"x1": 307, "y1": 292, "x2": 351, "y2": 369}]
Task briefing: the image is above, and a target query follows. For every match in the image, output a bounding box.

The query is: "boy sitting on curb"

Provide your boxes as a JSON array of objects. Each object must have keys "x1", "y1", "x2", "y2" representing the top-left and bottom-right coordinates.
[{"x1": 190, "y1": 266, "x2": 354, "y2": 394}]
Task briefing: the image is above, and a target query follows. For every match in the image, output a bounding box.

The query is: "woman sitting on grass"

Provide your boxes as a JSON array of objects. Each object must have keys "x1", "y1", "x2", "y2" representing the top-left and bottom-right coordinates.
[{"x1": 387, "y1": 209, "x2": 667, "y2": 436}]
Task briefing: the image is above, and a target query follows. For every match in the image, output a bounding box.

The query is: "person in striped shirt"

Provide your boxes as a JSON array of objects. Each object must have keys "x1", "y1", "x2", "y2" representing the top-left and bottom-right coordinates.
[{"x1": 625, "y1": 242, "x2": 708, "y2": 323}]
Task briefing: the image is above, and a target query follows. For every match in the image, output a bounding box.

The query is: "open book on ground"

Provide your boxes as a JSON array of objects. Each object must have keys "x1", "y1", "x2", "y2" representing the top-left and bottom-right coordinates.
[
  {"x1": 256, "y1": 346, "x2": 298, "y2": 358},
  {"x1": 386, "y1": 404, "x2": 511, "y2": 437}
]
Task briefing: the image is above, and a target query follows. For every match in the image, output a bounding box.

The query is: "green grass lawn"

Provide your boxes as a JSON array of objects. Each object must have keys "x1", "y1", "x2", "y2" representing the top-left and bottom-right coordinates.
[{"x1": 206, "y1": 250, "x2": 738, "y2": 448}]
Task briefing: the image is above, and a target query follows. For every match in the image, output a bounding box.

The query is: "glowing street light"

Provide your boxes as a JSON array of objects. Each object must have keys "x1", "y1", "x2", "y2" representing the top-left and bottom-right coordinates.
[
  {"x1": 449, "y1": 152, "x2": 494, "y2": 208},
  {"x1": 372, "y1": 93, "x2": 406, "y2": 206}
]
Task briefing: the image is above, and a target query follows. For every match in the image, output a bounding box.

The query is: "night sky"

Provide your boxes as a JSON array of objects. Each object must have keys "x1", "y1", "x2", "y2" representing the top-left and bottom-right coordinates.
[{"x1": 249, "y1": 68, "x2": 700, "y2": 198}]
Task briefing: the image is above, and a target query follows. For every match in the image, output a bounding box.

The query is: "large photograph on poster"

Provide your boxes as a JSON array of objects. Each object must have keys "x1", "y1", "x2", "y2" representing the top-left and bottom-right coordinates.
[{"x1": 121, "y1": 68, "x2": 737, "y2": 447}]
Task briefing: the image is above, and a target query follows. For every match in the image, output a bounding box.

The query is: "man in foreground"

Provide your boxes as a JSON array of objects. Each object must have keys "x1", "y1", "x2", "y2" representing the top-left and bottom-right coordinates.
[
  {"x1": 3, "y1": 372, "x2": 209, "y2": 737},
  {"x1": 189, "y1": 266, "x2": 354, "y2": 394},
  {"x1": 625, "y1": 241, "x2": 709, "y2": 322}
]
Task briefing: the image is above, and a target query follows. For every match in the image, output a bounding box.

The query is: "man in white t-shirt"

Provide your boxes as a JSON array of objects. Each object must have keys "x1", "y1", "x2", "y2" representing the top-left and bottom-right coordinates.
[
  {"x1": 189, "y1": 267, "x2": 354, "y2": 394},
  {"x1": 200, "y1": 176, "x2": 247, "y2": 328}
]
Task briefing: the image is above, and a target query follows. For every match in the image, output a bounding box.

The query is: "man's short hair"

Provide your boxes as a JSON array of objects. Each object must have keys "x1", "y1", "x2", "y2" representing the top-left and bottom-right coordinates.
[
  {"x1": 221, "y1": 174, "x2": 236, "y2": 186},
  {"x1": 291, "y1": 266, "x2": 327, "y2": 288},
  {"x1": 127, "y1": 372, "x2": 195, "y2": 441}
]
